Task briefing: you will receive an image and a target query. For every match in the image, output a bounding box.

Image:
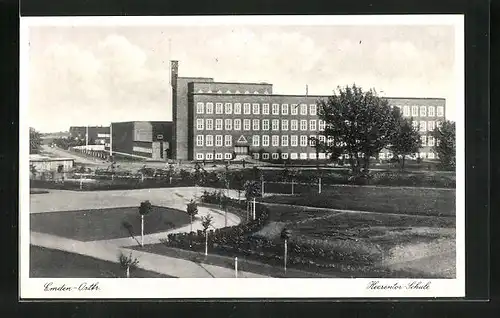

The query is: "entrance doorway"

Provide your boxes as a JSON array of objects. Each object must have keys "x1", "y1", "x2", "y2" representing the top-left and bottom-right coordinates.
[{"x1": 234, "y1": 146, "x2": 249, "y2": 155}]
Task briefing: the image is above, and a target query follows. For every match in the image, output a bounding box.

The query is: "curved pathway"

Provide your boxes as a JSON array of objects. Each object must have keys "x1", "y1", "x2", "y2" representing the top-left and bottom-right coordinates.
[{"x1": 29, "y1": 187, "x2": 267, "y2": 278}]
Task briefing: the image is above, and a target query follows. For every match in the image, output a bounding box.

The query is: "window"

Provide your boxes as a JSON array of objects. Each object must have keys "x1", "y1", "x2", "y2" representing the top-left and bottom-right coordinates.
[
  {"x1": 420, "y1": 121, "x2": 427, "y2": 132},
  {"x1": 281, "y1": 119, "x2": 289, "y2": 131},
  {"x1": 309, "y1": 104, "x2": 317, "y2": 116},
  {"x1": 252, "y1": 119, "x2": 260, "y2": 131},
  {"x1": 300, "y1": 104, "x2": 307, "y2": 115},
  {"x1": 291, "y1": 135, "x2": 298, "y2": 146},
  {"x1": 309, "y1": 153, "x2": 317, "y2": 159},
  {"x1": 234, "y1": 103, "x2": 241, "y2": 114},
  {"x1": 428, "y1": 121, "x2": 435, "y2": 131},
  {"x1": 262, "y1": 153, "x2": 270, "y2": 160},
  {"x1": 272, "y1": 135, "x2": 279, "y2": 146},
  {"x1": 214, "y1": 153, "x2": 222, "y2": 160},
  {"x1": 428, "y1": 135, "x2": 435, "y2": 147},
  {"x1": 215, "y1": 135, "x2": 223, "y2": 147},
  {"x1": 224, "y1": 153, "x2": 232, "y2": 160},
  {"x1": 309, "y1": 135, "x2": 316, "y2": 146},
  {"x1": 206, "y1": 152, "x2": 213, "y2": 160},
  {"x1": 282, "y1": 153, "x2": 289, "y2": 159},
  {"x1": 300, "y1": 120, "x2": 307, "y2": 131},
  {"x1": 403, "y1": 105, "x2": 410, "y2": 116},
  {"x1": 436, "y1": 121, "x2": 442, "y2": 129},
  {"x1": 196, "y1": 135, "x2": 204, "y2": 146},
  {"x1": 318, "y1": 153, "x2": 326, "y2": 159},
  {"x1": 309, "y1": 120, "x2": 317, "y2": 131},
  {"x1": 419, "y1": 152, "x2": 427, "y2": 159},
  {"x1": 428, "y1": 152, "x2": 435, "y2": 159},
  {"x1": 428, "y1": 106, "x2": 435, "y2": 117},
  {"x1": 300, "y1": 135, "x2": 308, "y2": 146},
  {"x1": 319, "y1": 135, "x2": 326, "y2": 144},
  {"x1": 272, "y1": 104, "x2": 280, "y2": 115},
  {"x1": 272, "y1": 119, "x2": 279, "y2": 131},
  {"x1": 243, "y1": 119, "x2": 251, "y2": 131},
  {"x1": 411, "y1": 106, "x2": 419, "y2": 117},
  {"x1": 262, "y1": 135, "x2": 270, "y2": 146},
  {"x1": 262, "y1": 103, "x2": 270, "y2": 115},
  {"x1": 252, "y1": 103, "x2": 260, "y2": 115},
  {"x1": 234, "y1": 119, "x2": 241, "y2": 130},
  {"x1": 206, "y1": 119, "x2": 213, "y2": 130},
  {"x1": 262, "y1": 119, "x2": 270, "y2": 130},
  {"x1": 421, "y1": 135, "x2": 427, "y2": 146},
  {"x1": 243, "y1": 103, "x2": 251, "y2": 114},
  {"x1": 253, "y1": 153, "x2": 260, "y2": 160},
  {"x1": 437, "y1": 106, "x2": 444, "y2": 117},
  {"x1": 290, "y1": 153, "x2": 298, "y2": 160},
  {"x1": 272, "y1": 153, "x2": 279, "y2": 160},
  {"x1": 196, "y1": 119, "x2": 204, "y2": 130},
  {"x1": 196, "y1": 153, "x2": 204, "y2": 160},
  {"x1": 216, "y1": 103, "x2": 223, "y2": 114},
  {"x1": 224, "y1": 135, "x2": 232, "y2": 147},
  {"x1": 300, "y1": 153, "x2": 307, "y2": 159},
  {"x1": 291, "y1": 104, "x2": 298, "y2": 115},
  {"x1": 386, "y1": 153, "x2": 393, "y2": 159},
  {"x1": 281, "y1": 135, "x2": 289, "y2": 146},
  {"x1": 420, "y1": 106, "x2": 427, "y2": 117},
  {"x1": 412, "y1": 121, "x2": 419, "y2": 130},
  {"x1": 225, "y1": 103, "x2": 232, "y2": 114},
  {"x1": 206, "y1": 135, "x2": 213, "y2": 146},
  {"x1": 223, "y1": 119, "x2": 231, "y2": 131},
  {"x1": 291, "y1": 120, "x2": 298, "y2": 131},
  {"x1": 318, "y1": 120, "x2": 325, "y2": 131},
  {"x1": 252, "y1": 135, "x2": 260, "y2": 147},
  {"x1": 215, "y1": 119, "x2": 223, "y2": 130},
  {"x1": 205, "y1": 102, "x2": 213, "y2": 114},
  {"x1": 327, "y1": 136, "x2": 334, "y2": 146},
  {"x1": 196, "y1": 102, "x2": 204, "y2": 114},
  {"x1": 379, "y1": 153, "x2": 386, "y2": 159},
  {"x1": 282, "y1": 104, "x2": 289, "y2": 115}
]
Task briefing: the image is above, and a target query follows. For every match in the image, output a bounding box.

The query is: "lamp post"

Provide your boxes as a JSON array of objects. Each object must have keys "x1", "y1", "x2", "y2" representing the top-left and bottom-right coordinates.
[{"x1": 280, "y1": 228, "x2": 292, "y2": 273}]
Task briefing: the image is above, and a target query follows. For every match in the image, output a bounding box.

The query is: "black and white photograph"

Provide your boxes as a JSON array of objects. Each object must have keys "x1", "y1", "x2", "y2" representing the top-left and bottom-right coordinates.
[{"x1": 20, "y1": 15, "x2": 465, "y2": 299}]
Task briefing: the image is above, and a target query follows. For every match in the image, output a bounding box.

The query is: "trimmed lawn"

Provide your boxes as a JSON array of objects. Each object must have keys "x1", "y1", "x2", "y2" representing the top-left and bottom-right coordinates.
[
  {"x1": 30, "y1": 206, "x2": 190, "y2": 241},
  {"x1": 30, "y1": 246, "x2": 172, "y2": 278},
  {"x1": 261, "y1": 186, "x2": 456, "y2": 216}
]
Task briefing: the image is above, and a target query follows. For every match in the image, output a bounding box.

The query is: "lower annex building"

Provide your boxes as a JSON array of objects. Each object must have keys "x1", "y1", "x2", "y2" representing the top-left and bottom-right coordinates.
[{"x1": 170, "y1": 60, "x2": 446, "y2": 162}]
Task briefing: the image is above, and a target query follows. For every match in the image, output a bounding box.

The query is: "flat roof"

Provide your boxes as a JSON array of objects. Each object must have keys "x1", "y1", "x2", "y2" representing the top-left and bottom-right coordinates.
[
  {"x1": 30, "y1": 154, "x2": 74, "y2": 161},
  {"x1": 191, "y1": 93, "x2": 445, "y2": 100},
  {"x1": 190, "y1": 81, "x2": 272, "y2": 86}
]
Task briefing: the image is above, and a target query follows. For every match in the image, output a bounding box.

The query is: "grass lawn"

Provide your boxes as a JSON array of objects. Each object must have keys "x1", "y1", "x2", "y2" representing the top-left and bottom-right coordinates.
[
  {"x1": 261, "y1": 186, "x2": 456, "y2": 217},
  {"x1": 30, "y1": 246, "x2": 172, "y2": 278},
  {"x1": 30, "y1": 205, "x2": 190, "y2": 241}
]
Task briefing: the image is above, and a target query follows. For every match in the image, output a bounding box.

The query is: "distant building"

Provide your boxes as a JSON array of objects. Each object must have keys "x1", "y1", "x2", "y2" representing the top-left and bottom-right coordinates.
[
  {"x1": 29, "y1": 154, "x2": 74, "y2": 173},
  {"x1": 105, "y1": 121, "x2": 173, "y2": 161},
  {"x1": 170, "y1": 60, "x2": 446, "y2": 161},
  {"x1": 69, "y1": 126, "x2": 110, "y2": 145}
]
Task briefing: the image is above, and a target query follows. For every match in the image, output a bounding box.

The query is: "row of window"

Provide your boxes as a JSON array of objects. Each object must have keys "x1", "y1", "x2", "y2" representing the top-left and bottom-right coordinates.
[
  {"x1": 196, "y1": 134, "x2": 331, "y2": 148},
  {"x1": 399, "y1": 105, "x2": 445, "y2": 117},
  {"x1": 195, "y1": 152, "x2": 438, "y2": 161},
  {"x1": 420, "y1": 135, "x2": 438, "y2": 147},
  {"x1": 413, "y1": 120, "x2": 442, "y2": 132},
  {"x1": 196, "y1": 118, "x2": 325, "y2": 132},
  {"x1": 196, "y1": 102, "x2": 317, "y2": 116},
  {"x1": 196, "y1": 89, "x2": 270, "y2": 95}
]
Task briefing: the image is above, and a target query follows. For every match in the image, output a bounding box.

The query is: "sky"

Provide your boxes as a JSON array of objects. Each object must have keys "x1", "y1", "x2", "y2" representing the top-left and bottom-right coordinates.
[{"x1": 25, "y1": 20, "x2": 459, "y2": 133}]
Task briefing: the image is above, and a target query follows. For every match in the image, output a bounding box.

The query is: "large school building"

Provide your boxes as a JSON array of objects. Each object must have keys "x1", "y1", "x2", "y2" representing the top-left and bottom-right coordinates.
[{"x1": 170, "y1": 60, "x2": 446, "y2": 162}]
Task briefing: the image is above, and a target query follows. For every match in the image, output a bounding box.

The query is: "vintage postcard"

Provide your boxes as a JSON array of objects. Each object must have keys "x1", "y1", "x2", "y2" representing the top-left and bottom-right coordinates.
[{"x1": 19, "y1": 15, "x2": 465, "y2": 299}]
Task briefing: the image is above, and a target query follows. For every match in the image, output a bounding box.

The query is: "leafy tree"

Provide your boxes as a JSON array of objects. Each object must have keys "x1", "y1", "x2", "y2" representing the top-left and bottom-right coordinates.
[
  {"x1": 432, "y1": 120, "x2": 456, "y2": 170},
  {"x1": 314, "y1": 85, "x2": 400, "y2": 174},
  {"x1": 118, "y1": 252, "x2": 139, "y2": 278},
  {"x1": 30, "y1": 163, "x2": 37, "y2": 179},
  {"x1": 201, "y1": 213, "x2": 214, "y2": 256},
  {"x1": 231, "y1": 172, "x2": 245, "y2": 201},
  {"x1": 138, "y1": 200, "x2": 152, "y2": 247},
  {"x1": 186, "y1": 199, "x2": 199, "y2": 233},
  {"x1": 244, "y1": 180, "x2": 261, "y2": 201},
  {"x1": 30, "y1": 127, "x2": 42, "y2": 154},
  {"x1": 388, "y1": 116, "x2": 422, "y2": 170}
]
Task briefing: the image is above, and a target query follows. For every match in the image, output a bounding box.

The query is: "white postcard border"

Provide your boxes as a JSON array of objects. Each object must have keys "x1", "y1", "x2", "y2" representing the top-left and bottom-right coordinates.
[{"x1": 19, "y1": 14, "x2": 465, "y2": 299}]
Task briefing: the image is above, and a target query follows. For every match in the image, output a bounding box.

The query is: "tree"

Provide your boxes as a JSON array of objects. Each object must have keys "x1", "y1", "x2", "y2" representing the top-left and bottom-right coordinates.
[
  {"x1": 232, "y1": 173, "x2": 245, "y2": 201},
  {"x1": 244, "y1": 180, "x2": 261, "y2": 201},
  {"x1": 186, "y1": 199, "x2": 198, "y2": 233},
  {"x1": 432, "y1": 120, "x2": 456, "y2": 170},
  {"x1": 138, "y1": 200, "x2": 152, "y2": 247},
  {"x1": 388, "y1": 117, "x2": 422, "y2": 170},
  {"x1": 201, "y1": 213, "x2": 214, "y2": 256},
  {"x1": 118, "y1": 252, "x2": 139, "y2": 278},
  {"x1": 30, "y1": 164, "x2": 37, "y2": 180},
  {"x1": 314, "y1": 85, "x2": 400, "y2": 174},
  {"x1": 220, "y1": 193, "x2": 230, "y2": 227},
  {"x1": 30, "y1": 127, "x2": 42, "y2": 154}
]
